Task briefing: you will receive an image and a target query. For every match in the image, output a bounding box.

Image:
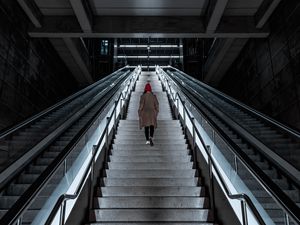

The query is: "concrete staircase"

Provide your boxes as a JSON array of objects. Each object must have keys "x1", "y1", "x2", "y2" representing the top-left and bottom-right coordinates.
[{"x1": 88, "y1": 72, "x2": 215, "y2": 224}]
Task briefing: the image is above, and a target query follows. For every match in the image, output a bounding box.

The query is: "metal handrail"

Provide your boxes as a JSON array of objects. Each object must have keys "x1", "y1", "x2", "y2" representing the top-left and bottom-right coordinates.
[
  {"x1": 44, "y1": 67, "x2": 140, "y2": 225},
  {"x1": 0, "y1": 66, "x2": 129, "y2": 139},
  {"x1": 0, "y1": 66, "x2": 140, "y2": 225},
  {"x1": 0, "y1": 70, "x2": 131, "y2": 191},
  {"x1": 174, "y1": 80, "x2": 300, "y2": 225},
  {"x1": 157, "y1": 66, "x2": 299, "y2": 225},
  {"x1": 169, "y1": 66, "x2": 300, "y2": 139},
  {"x1": 160, "y1": 66, "x2": 300, "y2": 224},
  {"x1": 168, "y1": 69, "x2": 300, "y2": 189}
]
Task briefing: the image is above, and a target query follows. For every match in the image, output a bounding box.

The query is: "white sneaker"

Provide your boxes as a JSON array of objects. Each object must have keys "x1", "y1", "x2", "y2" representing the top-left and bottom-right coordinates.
[{"x1": 146, "y1": 141, "x2": 150, "y2": 145}]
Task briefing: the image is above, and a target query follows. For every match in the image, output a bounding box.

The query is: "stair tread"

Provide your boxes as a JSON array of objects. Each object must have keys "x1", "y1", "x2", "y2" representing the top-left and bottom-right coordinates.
[
  {"x1": 100, "y1": 186, "x2": 204, "y2": 197},
  {"x1": 94, "y1": 196, "x2": 208, "y2": 208},
  {"x1": 102, "y1": 178, "x2": 199, "y2": 186},
  {"x1": 90, "y1": 209, "x2": 212, "y2": 222}
]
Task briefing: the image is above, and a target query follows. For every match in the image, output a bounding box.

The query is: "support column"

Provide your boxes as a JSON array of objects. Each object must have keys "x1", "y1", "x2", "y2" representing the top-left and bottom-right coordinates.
[
  {"x1": 113, "y1": 38, "x2": 118, "y2": 71},
  {"x1": 179, "y1": 39, "x2": 184, "y2": 70}
]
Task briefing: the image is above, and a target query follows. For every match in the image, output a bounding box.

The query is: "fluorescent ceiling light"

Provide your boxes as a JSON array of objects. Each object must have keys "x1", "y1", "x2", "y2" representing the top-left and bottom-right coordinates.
[
  {"x1": 117, "y1": 55, "x2": 182, "y2": 59},
  {"x1": 119, "y1": 45, "x2": 179, "y2": 48}
]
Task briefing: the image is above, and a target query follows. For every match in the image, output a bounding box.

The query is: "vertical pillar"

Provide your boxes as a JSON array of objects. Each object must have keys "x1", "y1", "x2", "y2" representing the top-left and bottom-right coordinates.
[
  {"x1": 179, "y1": 39, "x2": 184, "y2": 70},
  {"x1": 113, "y1": 38, "x2": 118, "y2": 71}
]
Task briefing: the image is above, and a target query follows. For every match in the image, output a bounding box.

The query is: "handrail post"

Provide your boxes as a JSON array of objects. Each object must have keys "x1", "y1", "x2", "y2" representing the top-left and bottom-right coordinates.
[
  {"x1": 192, "y1": 117, "x2": 196, "y2": 150},
  {"x1": 114, "y1": 101, "x2": 117, "y2": 132},
  {"x1": 176, "y1": 98, "x2": 179, "y2": 120},
  {"x1": 105, "y1": 117, "x2": 110, "y2": 163},
  {"x1": 59, "y1": 200, "x2": 66, "y2": 225},
  {"x1": 64, "y1": 159, "x2": 67, "y2": 175},
  {"x1": 207, "y1": 145, "x2": 215, "y2": 218},
  {"x1": 284, "y1": 213, "x2": 290, "y2": 225},
  {"x1": 191, "y1": 117, "x2": 198, "y2": 171},
  {"x1": 234, "y1": 155, "x2": 238, "y2": 173},
  {"x1": 88, "y1": 145, "x2": 97, "y2": 209},
  {"x1": 120, "y1": 98, "x2": 123, "y2": 120},
  {"x1": 16, "y1": 216, "x2": 22, "y2": 225},
  {"x1": 241, "y1": 200, "x2": 248, "y2": 225},
  {"x1": 183, "y1": 101, "x2": 186, "y2": 135}
]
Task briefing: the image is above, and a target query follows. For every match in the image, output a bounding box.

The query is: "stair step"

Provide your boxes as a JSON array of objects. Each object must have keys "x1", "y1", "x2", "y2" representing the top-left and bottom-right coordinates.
[
  {"x1": 253, "y1": 190, "x2": 300, "y2": 201},
  {"x1": 119, "y1": 120, "x2": 179, "y2": 124},
  {"x1": 94, "y1": 197, "x2": 208, "y2": 208},
  {"x1": 87, "y1": 223, "x2": 217, "y2": 225},
  {"x1": 111, "y1": 150, "x2": 188, "y2": 157},
  {"x1": 109, "y1": 155, "x2": 191, "y2": 163},
  {"x1": 114, "y1": 139, "x2": 185, "y2": 145},
  {"x1": 115, "y1": 135, "x2": 185, "y2": 140},
  {"x1": 99, "y1": 187, "x2": 204, "y2": 197},
  {"x1": 118, "y1": 124, "x2": 181, "y2": 127},
  {"x1": 102, "y1": 178, "x2": 199, "y2": 187},
  {"x1": 5, "y1": 183, "x2": 56, "y2": 196},
  {"x1": 90, "y1": 209, "x2": 212, "y2": 222},
  {"x1": 107, "y1": 162, "x2": 193, "y2": 170},
  {"x1": 244, "y1": 178, "x2": 290, "y2": 190},
  {"x1": 0, "y1": 196, "x2": 47, "y2": 209},
  {"x1": 0, "y1": 209, "x2": 39, "y2": 223},
  {"x1": 35, "y1": 157, "x2": 55, "y2": 165},
  {"x1": 112, "y1": 144, "x2": 187, "y2": 151},
  {"x1": 27, "y1": 165, "x2": 48, "y2": 174},
  {"x1": 105, "y1": 169, "x2": 196, "y2": 178},
  {"x1": 117, "y1": 129, "x2": 183, "y2": 134}
]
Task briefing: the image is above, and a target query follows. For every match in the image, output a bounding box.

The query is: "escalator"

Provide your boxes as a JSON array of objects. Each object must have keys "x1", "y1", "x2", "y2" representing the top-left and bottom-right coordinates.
[
  {"x1": 159, "y1": 66, "x2": 300, "y2": 225},
  {"x1": 0, "y1": 65, "x2": 299, "y2": 225},
  {"x1": 0, "y1": 66, "x2": 139, "y2": 225}
]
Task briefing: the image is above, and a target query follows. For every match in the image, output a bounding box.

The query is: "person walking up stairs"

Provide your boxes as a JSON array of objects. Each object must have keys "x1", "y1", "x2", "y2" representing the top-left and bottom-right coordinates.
[{"x1": 88, "y1": 71, "x2": 215, "y2": 224}]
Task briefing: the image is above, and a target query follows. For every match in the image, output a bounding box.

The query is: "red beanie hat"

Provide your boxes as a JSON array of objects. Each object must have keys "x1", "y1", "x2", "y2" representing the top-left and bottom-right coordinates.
[{"x1": 145, "y1": 83, "x2": 152, "y2": 92}]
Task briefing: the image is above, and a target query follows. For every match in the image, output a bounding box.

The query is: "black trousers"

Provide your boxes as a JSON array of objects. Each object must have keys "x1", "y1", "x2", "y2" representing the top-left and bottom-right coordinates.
[{"x1": 144, "y1": 125, "x2": 154, "y2": 140}]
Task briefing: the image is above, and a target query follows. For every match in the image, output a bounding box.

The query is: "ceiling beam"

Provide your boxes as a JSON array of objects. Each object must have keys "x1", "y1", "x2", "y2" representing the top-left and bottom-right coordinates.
[
  {"x1": 17, "y1": 0, "x2": 42, "y2": 28},
  {"x1": 255, "y1": 0, "x2": 282, "y2": 28},
  {"x1": 205, "y1": 0, "x2": 229, "y2": 33},
  {"x1": 69, "y1": 0, "x2": 93, "y2": 32},
  {"x1": 28, "y1": 16, "x2": 269, "y2": 38}
]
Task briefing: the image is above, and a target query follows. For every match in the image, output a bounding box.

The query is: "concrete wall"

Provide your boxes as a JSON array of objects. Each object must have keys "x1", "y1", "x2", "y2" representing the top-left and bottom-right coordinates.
[
  {"x1": 218, "y1": 0, "x2": 300, "y2": 131},
  {"x1": 0, "y1": 0, "x2": 79, "y2": 131}
]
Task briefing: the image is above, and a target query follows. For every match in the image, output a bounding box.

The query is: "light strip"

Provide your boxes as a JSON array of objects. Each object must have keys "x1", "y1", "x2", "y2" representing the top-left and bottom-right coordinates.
[
  {"x1": 119, "y1": 45, "x2": 179, "y2": 48},
  {"x1": 116, "y1": 55, "x2": 182, "y2": 59}
]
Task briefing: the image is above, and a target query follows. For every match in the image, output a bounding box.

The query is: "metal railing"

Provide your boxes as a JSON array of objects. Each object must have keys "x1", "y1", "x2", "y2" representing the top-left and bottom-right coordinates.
[
  {"x1": 158, "y1": 66, "x2": 277, "y2": 225},
  {"x1": 170, "y1": 66, "x2": 300, "y2": 140},
  {"x1": 157, "y1": 66, "x2": 300, "y2": 225},
  {"x1": 44, "y1": 67, "x2": 140, "y2": 225},
  {"x1": 0, "y1": 66, "x2": 129, "y2": 140},
  {"x1": 0, "y1": 69, "x2": 132, "y2": 192},
  {"x1": 0, "y1": 66, "x2": 140, "y2": 225}
]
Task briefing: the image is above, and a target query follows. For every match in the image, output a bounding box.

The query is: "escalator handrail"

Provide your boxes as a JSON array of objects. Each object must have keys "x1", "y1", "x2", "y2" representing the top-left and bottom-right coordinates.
[
  {"x1": 44, "y1": 69, "x2": 138, "y2": 225},
  {"x1": 0, "y1": 68, "x2": 138, "y2": 225},
  {"x1": 0, "y1": 70, "x2": 130, "y2": 189},
  {"x1": 168, "y1": 66, "x2": 300, "y2": 139},
  {"x1": 0, "y1": 66, "x2": 129, "y2": 140},
  {"x1": 158, "y1": 69, "x2": 266, "y2": 225},
  {"x1": 167, "y1": 68, "x2": 300, "y2": 189},
  {"x1": 158, "y1": 67, "x2": 300, "y2": 225}
]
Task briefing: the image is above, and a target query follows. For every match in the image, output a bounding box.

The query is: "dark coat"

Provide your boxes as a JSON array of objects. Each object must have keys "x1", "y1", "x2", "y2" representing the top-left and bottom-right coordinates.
[{"x1": 138, "y1": 92, "x2": 159, "y2": 129}]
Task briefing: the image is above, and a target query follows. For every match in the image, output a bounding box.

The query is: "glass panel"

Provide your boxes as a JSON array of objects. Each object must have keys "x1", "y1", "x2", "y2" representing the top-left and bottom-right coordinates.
[{"x1": 24, "y1": 69, "x2": 136, "y2": 225}]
